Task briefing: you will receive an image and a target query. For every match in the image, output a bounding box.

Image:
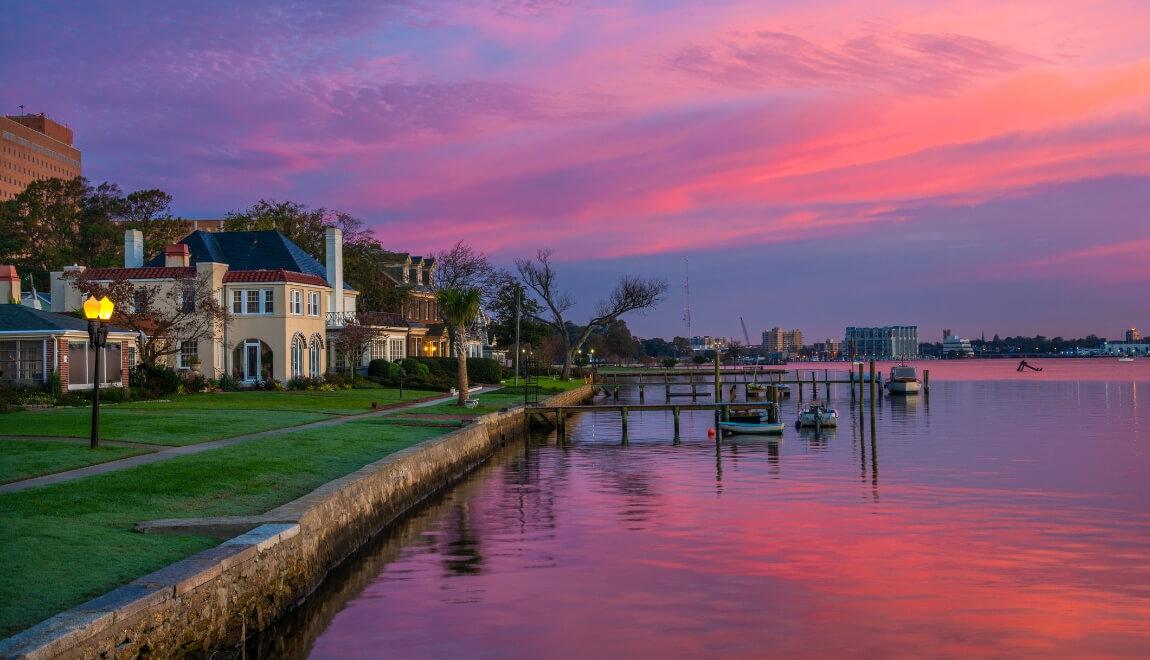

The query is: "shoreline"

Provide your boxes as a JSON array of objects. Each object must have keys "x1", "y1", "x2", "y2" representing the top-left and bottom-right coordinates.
[{"x1": 0, "y1": 384, "x2": 593, "y2": 659}]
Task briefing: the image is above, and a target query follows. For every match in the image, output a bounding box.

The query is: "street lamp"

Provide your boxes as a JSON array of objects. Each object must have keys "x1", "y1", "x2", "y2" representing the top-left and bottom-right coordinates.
[{"x1": 82, "y1": 296, "x2": 114, "y2": 449}]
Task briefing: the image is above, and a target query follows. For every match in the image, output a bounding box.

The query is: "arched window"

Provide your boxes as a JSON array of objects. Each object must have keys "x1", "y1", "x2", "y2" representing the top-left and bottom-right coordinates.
[
  {"x1": 309, "y1": 334, "x2": 323, "y2": 376},
  {"x1": 291, "y1": 334, "x2": 306, "y2": 377}
]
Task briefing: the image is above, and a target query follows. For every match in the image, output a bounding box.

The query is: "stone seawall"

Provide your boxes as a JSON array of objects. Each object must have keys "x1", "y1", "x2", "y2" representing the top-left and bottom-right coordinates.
[{"x1": 0, "y1": 385, "x2": 593, "y2": 659}]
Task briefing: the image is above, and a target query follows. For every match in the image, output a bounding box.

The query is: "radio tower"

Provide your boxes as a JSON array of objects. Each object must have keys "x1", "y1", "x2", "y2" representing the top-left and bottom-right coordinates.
[{"x1": 682, "y1": 257, "x2": 692, "y2": 339}]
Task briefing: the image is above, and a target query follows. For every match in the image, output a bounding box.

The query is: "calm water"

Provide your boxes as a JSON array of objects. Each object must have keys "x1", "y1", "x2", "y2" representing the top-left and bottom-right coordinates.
[{"x1": 252, "y1": 361, "x2": 1150, "y2": 658}]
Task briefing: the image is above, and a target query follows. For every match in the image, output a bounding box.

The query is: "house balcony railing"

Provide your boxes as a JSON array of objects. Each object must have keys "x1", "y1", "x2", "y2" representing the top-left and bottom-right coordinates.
[{"x1": 326, "y1": 311, "x2": 409, "y2": 329}]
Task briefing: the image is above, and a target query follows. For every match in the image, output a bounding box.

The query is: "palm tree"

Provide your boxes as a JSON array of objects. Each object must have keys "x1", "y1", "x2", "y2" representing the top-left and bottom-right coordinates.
[{"x1": 437, "y1": 287, "x2": 483, "y2": 405}]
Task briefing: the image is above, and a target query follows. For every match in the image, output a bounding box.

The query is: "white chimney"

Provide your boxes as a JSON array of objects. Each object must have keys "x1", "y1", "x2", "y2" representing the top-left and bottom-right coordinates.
[
  {"x1": 325, "y1": 227, "x2": 343, "y2": 316},
  {"x1": 124, "y1": 229, "x2": 144, "y2": 268}
]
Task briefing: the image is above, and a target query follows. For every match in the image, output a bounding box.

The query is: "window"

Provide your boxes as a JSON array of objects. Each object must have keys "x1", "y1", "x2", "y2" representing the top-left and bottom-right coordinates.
[
  {"x1": 309, "y1": 336, "x2": 322, "y2": 375},
  {"x1": 0, "y1": 340, "x2": 45, "y2": 386},
  {"x1": 232, "y1": 289, "x2": 275, "y2": 315},
  {"x1": 370, "y1": 339, "x2": 386, "y2": 361},
  {"x1": 291, "y1": 335, "x2": 306, "y2": 377},
  {"x1": 290, "y1": 289, "x2": 303, "y2": 315},
  {"x1": 179, "y1": 340, "x2": 198, "y2": 369},
  {"x1": 67, "y1": 343, "x2": 122, "y2": 388},
  {"x1": 179, "y1": 284, "x2": 196, "y2": 313},
  {"x1": 308, "y1": 291, "x2": 320, "y2": 316},
  {"x1": 389, "y1": 338, "x2": 405, "y2": 361}
]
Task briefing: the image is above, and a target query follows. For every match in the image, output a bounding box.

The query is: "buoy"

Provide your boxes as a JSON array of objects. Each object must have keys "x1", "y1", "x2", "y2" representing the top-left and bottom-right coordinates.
[{"x1": 707, "y1": 428, "x2": 716, "y2": 438}]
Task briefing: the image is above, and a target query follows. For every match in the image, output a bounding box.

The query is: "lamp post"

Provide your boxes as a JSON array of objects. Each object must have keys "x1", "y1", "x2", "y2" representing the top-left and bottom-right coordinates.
[{"x1": 82, "y1": 296, "x2": 114, "y2": 449}]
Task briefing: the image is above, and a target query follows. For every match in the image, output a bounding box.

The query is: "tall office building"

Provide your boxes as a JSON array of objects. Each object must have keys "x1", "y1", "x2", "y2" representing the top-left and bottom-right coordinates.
[
  {"x1": 761, "y1": 327, "x2": 803, "y2": 357},
  {"x1": 844, "y1": 326, "x2": 919, "y2": 359},
  {"x1": 0, "y1": 113, "x2": 82, "y2": 201},
  {"x1": 1126, "y1": 328, "x2": 1142, "y2": 343}
]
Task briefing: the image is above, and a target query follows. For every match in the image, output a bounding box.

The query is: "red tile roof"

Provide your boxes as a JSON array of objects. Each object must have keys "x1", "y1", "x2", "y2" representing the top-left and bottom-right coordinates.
[
  {"x1": 83, "y1": 267, "x2": 196, "y2": 280},
  {"x1": 223, "y1": 270, "x2": 329, "y2": 287}
]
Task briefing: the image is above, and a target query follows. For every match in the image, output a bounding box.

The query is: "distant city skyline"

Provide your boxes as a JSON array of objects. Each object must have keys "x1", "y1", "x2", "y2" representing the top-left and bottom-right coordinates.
[{"x1": 3, "y1": 1, "x2": 1149, "y2": 340}]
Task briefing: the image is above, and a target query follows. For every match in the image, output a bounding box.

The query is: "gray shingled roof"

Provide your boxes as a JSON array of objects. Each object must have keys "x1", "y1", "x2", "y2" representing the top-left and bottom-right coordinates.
[
  {"x1": 144, "y1": 230, "x2": 355, "y2": 291},
  {"x1": 0, "y1": 305, "x2": 131, "y2": 334}
]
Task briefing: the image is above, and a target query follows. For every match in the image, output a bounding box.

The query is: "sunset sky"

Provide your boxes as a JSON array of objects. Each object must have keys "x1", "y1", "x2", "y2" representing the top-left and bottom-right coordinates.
[{"x1": 3, "y1": 1, "x2": 1149, "y2": 341}]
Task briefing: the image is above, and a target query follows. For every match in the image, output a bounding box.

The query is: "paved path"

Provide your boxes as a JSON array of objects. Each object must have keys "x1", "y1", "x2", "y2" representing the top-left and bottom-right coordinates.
[{"x1": 0, "y1": 388, "x2": 497, "y2": 495}]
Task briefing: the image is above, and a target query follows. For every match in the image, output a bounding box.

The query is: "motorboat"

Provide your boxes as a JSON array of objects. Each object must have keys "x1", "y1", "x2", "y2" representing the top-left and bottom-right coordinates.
[
  {"x1": 746, "y1": 383, "x2": 769, "y2": 398},
  {"x1": 795, "y1": 403, "x2": 838, "y2": 428},
  {"x1": 719, "y1": 407, "x2": 785, "y2": 435},
  {"x1": 1119, "y1": 357, "x2": 1136, "y2": 363},
  {"x1": 885, "y1": 365, "x2": 921, "y2": 395}
]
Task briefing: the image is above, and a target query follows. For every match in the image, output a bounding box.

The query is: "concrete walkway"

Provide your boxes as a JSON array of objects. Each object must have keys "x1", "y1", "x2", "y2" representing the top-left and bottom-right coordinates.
[{"x1": 0, "y1": 387, "x2": 497, "y2": 495}]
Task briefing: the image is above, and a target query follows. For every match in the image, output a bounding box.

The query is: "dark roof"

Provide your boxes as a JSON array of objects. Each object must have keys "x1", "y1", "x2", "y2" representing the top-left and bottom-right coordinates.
[
  {"x1": 0, "y1": 305, "x2": 131, "y2": 334},
  {"x1": 144, "y1": 230, "x2": 355, "y2": 291},
  {"x1": 223, "y1": 270, "x2": 329, "y2": 286},
  {"x1": 84, "y1": 267, "x2": 195, "y2": 280}
]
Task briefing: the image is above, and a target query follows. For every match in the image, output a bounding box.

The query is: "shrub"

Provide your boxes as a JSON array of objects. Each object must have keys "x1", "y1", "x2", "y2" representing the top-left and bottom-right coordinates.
[
  {"x1": 367, "y1": 359, "x2": 391, "y2": 379},
  {"x1": 257, "y1": 378, "x2": 283, "y2": 391},
  {"x1": 351, "y1": 377, "x2": 383, "y2": 389},
  {"x1": 661, "y1": 357, "x2": 678, "y2": 368},
  {"x1": 400, "y1": 358, "x2": 430, "y2": 377},
  {"x1": 323, "y1": 372, "x2": 354, "y2": 389},
  {"x1": 131, "y1": 363, "x2": 181, "y2": 398},
  {"x1": 286, "y1": 376, "x2": 310, "y2": 391},
  {"x1": 406, "y1": 357, "x2": 503, "y2": 384},
  {"x1": 182, "y1": 371, "x2": 208, "y2": 393},
  {"x1": 99, "y1": 387, "x2": 130, "y2": 403},
  {"x1": 217, "y1": 373, "x2": 241, "y2": 391}
]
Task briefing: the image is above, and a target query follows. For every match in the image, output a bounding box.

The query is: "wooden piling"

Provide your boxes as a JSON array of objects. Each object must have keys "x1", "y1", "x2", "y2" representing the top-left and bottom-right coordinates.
[
  {"x1": 858, "y1": 362, "x2": 865, "y2": 403},
  {"x1": 923, "y1": 369, "x2": 930, "y2": 396},
  {"x1": 824, "y1": 369, "x2": 831, "y2": 400},
  {"x1": 673, "y1": 406, "x2": 681, "y2": 437},
  {"x1": 621, "y1": 406, "x2": 629, "y2": 441},
  {"x1": 713, "y1": 354, "x2": 721, "y2": 403},
  {"x1": 868, "y1": 360, "x2": 876, "y2": 402}
]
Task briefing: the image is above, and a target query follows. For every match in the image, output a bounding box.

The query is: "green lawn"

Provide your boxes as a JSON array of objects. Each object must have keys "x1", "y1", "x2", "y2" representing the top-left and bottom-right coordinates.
[
  {"x1": 0, "y1": 418, "x2": 447, "y2": 638},
  {"x1": 0, "y1": 441, "x2": 152, "y2": 484},
  {"x1": 0, "y1": 388, "x2": 442, "y2": 446}
]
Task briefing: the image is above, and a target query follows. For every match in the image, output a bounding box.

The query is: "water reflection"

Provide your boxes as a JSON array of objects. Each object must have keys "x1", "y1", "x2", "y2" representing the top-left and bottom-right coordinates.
[{"x1": 252, "y1": 370, "x2": 1150, "y2": 658}]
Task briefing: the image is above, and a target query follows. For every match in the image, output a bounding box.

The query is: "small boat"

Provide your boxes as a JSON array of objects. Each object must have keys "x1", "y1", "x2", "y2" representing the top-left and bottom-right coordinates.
[
  {"x1": 885, "y1": 365, "x2": 921, "y2": 395},
  {"x1": 719, "y1": 407, "x2": 785, "y2": 435},
  {"x1": 796, "y1": 403, "x2": 838, "y2": 428},
  {"x1": 1119, "y1": 357, "x2": 1136, "y2": 363},
  {"x1": 746, "y1": 384, "x2": 769, "y2": 398},
  {"x1": 775, "y1": 383, "x2": 792, "y2": 397}
]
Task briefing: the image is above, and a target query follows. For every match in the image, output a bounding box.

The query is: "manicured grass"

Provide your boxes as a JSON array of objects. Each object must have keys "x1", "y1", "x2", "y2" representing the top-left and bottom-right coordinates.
[
  {"x1": 117, "y1": 387, "x2": 442, "y2": 414},
  {"x1": 0, "y1": 418, "x2": 447, "y2": 638},
  {"x1": 0, "y1": 441, "x2": 152, "y2": 484},
  {"x1": 0, "y1": 388, "x2": 443, "y2": 446},
  {"x1": 0, "y1": 408, "x2": 329, "y2": 446}
]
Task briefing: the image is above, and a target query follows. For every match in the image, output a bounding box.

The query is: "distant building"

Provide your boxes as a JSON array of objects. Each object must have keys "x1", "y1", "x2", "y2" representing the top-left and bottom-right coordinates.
[
  {"x1": 844, "y1": 326, "x2": 919, "y2": 359},
  {"x1": 761, "y1": 327, "x2": 802, "y2": 358},
  {"x1": 808, "y1": 339, "x2": 841, "y2": 360},
  {"x1": 1099, "y1": 341, "x2": 1150, "y2": 356},
  {"x1": 943, "y1": 334, "x2": 975, "y2": 357},
  {"x1": 1, "y1": 113, "x2": 82, "y2": 200},
  {"x1": 1126, "y1": 328, "x2": 1142, "y2": 343}
]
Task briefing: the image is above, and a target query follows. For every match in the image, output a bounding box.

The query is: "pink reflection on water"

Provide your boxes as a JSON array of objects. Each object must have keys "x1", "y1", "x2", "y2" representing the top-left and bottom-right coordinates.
[{"x1": 306, "y1": 373, "x2": 1150, "y2": 658}]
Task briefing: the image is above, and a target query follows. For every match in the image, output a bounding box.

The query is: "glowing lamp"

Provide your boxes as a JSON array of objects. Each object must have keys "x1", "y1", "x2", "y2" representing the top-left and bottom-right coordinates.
[{"x1": 83, "y1": 296, "x2": 114, "y2": 321}]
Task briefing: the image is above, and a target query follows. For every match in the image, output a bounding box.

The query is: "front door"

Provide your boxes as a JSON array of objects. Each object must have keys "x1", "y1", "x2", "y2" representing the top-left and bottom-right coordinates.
[{"x1": 244, "y1": 341, "x2": 261, "y2": 382}]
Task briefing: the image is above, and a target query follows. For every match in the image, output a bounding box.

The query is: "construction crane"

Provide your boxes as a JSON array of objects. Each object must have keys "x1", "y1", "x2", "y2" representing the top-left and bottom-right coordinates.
[{"x1": 739, "y1": 317, "x2": 752, "y2": 346}]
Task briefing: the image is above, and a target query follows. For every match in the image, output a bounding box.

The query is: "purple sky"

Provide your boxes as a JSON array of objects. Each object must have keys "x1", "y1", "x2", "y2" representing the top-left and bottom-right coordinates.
[{"x1": 4, "y1": 1, "x2": 1150, "y2": 341}]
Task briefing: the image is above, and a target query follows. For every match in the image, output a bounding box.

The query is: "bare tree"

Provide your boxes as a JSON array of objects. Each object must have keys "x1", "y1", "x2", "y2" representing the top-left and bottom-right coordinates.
[
  {"x1": 332, "y1": 317, "x2": 386, "y2": 375},
  {"x1": 64, "y1": 270, "x2": 229, "y2": 367},
  {"x1": 515, "y1": 249, "x2": 667, "y2": 379}
]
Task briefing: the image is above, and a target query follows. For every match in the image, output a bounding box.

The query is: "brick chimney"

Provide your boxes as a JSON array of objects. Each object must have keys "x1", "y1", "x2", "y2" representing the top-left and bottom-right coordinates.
[
  {"x1": 164, "y1": 243, "x2": 190, "y2": 268},
  {"x1": 124, "y1": 229, "x2": 144, "y2": 268},
  {"x1": 0, "y1": 265, "x2": 20, "y2": 304}
]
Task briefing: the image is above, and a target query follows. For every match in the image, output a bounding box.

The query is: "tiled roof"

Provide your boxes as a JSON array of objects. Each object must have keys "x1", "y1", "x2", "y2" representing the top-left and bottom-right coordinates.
[
  {"x1": 143, "y1": 230, "x2": 355, "y2": 291},
  {"x1": 223, "y1": 270, "x2": 329, "y2": 286},
  {"x1": 83, "y1": 267, "x2": 195, "y2": 280},
  {"x1": 0, "y1": 305, "x2": 131, "y2": 334}
]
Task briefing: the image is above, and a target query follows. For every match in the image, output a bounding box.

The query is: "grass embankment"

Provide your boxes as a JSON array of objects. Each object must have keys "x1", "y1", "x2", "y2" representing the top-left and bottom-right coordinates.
[
  {"x1": 0, "y1": 388, "x2": 441, "y2": 448},
  {"x1": 377, "y1": 379, "x2": 586, "y2": 427},
  {"x1": 0, "y1": 441, "x2": 152, "y2": 484},
  {"x1": 0, "y1": 418, "x2": 447, "y2": 638}
]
